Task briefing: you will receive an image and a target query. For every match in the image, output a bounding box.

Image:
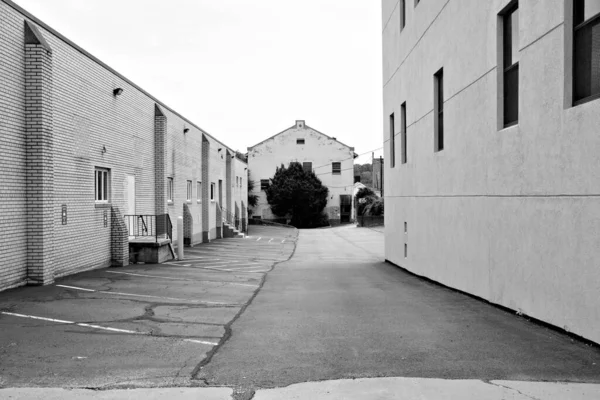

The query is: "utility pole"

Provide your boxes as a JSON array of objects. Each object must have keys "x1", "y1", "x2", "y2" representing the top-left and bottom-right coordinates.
[{"x1": 380, "y1": 155, "x2": 384, "y2": 198}]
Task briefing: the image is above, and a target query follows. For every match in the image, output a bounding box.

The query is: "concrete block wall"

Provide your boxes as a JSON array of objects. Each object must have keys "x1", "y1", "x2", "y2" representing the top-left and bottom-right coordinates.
[
  {"x1": 382, "y1": 0, "x2": 600, "y2": 343},
  {"x1": 0, "y1": 0, "x2": 248, "y2": 291}
]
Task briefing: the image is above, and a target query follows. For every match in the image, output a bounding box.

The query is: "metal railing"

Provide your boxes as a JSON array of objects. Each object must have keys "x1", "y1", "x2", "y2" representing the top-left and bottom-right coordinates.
[
  {"x1": 220, "y1": 205, "x2": 247, "y2": 234},
  {"x1": 124, "y1": 214, "x2": 173, "y2": 242}
]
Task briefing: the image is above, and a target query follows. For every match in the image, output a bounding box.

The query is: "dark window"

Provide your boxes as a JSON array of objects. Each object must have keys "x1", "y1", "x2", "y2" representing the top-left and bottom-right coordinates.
[
  {"x1": 332, "y1": 162, "x2": 341, "y2": 174},
  {"x1": 574, "y1": 0, "x2": 600, "y2": 104},
  {"x1": 401, "y1": 102, "x2": 407, "y2": 164},
  {"x1": 296, "y1": 139, "x2": 305, "y2": 144},
  {"x1": 400, "y1": 0, "x2": 406, "y2": 30},
  {"x1": 95, "y1": 167, "x2": 110, "y2": 202},
  {"x1": 302, "y1": 162, "x2": 312, "y2": 173},
  {"x1": 503, "y1": 3, "x2": 519, "y2": 126},
  {"x1": 260, "y1": 179, "x2": 269, "y2": 191},
  {"x1": 434, "y1": 68, "x2": 444, "y2": 151},
  {"x1": 210, "y1": 182, "x2": 215, "y2": 200},
  {"x1": 389, "y1": 113, "x2": 395, "y2": 168},
  {"x1": 415, "y1": 0, "x2": 420, "y2": 6}
]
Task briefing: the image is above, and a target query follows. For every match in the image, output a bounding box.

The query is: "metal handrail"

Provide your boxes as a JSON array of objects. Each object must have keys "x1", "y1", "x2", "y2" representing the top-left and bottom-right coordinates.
[{"x1": 124, "y1": 214, "x2": 173, "y2": 243}]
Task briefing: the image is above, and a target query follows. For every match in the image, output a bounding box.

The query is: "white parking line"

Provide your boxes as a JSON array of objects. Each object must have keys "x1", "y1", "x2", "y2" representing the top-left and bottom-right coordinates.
[
  {"x1": 257, "y1": 237, "x2": 262, "y2": 241},
  {"x1": 56, "y1": 285, "x2": 233, "y2": 305},
  {"x1": 184, "y1": 339, "x2": 219, "y2": 346},
  {"x1": 2, "y1": 312, "x2": 220, "y2": 347},
  {"x1": 0, "y1": 312, "x2": 145, "y2": 335}
]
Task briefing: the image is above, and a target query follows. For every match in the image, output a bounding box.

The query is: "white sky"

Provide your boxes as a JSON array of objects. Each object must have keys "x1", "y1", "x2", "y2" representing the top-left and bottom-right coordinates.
[{"x1": 12, "y1": 0, "x2": 384, "y2": 164}]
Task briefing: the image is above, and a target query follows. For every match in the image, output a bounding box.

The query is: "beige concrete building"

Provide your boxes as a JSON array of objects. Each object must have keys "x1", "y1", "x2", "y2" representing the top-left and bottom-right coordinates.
[
  {"x1": 248, "y1": 121, "x2": 356, "y2": 225},
  {"x1": 382, "y1": 0, "x2": 600, "y2": 343}
]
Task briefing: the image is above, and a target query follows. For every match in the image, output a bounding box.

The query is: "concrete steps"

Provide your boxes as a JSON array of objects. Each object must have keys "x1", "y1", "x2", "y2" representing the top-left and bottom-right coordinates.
[{"x1": 223, "y1": 222, "x2": 245, "y2": 239}]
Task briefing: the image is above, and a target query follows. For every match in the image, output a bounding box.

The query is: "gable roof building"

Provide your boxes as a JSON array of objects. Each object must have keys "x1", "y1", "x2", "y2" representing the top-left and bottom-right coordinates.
[{"x1": 248, "y1": 120, "x2": 356, "y2": 225}]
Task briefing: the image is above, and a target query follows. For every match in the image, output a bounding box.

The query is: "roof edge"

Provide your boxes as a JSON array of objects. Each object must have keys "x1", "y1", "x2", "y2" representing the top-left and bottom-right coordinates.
[{"x1": 2, "y1": 0, "x2": 237, "y2": 154}]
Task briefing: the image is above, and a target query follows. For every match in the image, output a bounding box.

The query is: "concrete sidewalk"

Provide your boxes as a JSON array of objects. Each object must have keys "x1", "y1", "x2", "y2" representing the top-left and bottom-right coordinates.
[{"x1": 2, "y1": 378, "x2": 600, "y2": 399}]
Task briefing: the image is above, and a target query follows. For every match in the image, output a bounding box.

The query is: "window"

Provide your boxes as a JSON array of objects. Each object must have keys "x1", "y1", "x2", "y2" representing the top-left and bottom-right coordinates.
[
  {"x1": 167, "y1": 177, "x2": 173, "y2": 202},
  {"x1": 186, "y1": 180, "x2": 192, "y2": 201},
  {"x1": 95, "y1": 167, "x2": 110, "y2": 202},
  {"x1": 197, "y1": 181, "x2": 201, "y2": 202},
  {"x1": 401, "y1": 103, "x2": 407, "y2": 164},
  {"x1": 400, "y1": 0, "x2": 406, "y2": 30},
  {"x1": 260, "y1": 179, "x2": 270, "y2": 191},
  {"x1": 502, "y1": 3, "x2": 519, "y2": 126},
  {"x1": 415, "y1": 0, "x2": 420, "y2": 6},
  {"x1": 434, "y1": 68, "x2": 444, "y2": 151},
  {"x1": 297, "y1": 139, "x2": 305, "y2": 145},
  {"x1": 332, "y1": 162, "x2": 341, "y2": 175},
  {"x1": 389, "y1": 113, "x2": 396, "y2": 167},
  {"x1": 302, "y1": 162, "x2": 312, "y2": 173},
  {"x1": 574, "y1": 0, "x2": 600, "y2": 104},
  {"x1": 210, "y1": 182, "x2": 215, "y2": 201}
]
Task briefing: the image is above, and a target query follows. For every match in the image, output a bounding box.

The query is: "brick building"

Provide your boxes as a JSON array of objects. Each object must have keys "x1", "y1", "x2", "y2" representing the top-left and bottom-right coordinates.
[{"x1": 0, "y1": 0, "x2": 248, "y2": 292}]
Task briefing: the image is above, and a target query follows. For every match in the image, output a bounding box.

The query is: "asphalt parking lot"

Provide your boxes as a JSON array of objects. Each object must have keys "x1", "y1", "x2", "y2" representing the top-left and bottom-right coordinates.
[{"x1": 0, "y1": 225, "x2": 297, "y2": 389}]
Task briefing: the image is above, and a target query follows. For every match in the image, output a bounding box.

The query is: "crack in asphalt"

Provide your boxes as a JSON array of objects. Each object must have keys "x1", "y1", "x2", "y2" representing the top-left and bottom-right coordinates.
[{"x1": 190, "y1": 230, "x2": 299, "y2": 383}]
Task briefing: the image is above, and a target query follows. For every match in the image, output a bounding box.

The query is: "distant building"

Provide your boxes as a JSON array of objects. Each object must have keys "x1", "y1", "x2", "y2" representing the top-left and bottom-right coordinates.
[
  {"x1": 382, "y1": 0, "x2": 600, "y2": 344},
  {"x1": 371, "y1": 155, "x2": 384, "y2": 197},
  {"x1": 0, "y1": 0, "x2": 247, "y2": 292},
  {"x1": 248, "y1": 120, "x2": 356, "y2": 225}
]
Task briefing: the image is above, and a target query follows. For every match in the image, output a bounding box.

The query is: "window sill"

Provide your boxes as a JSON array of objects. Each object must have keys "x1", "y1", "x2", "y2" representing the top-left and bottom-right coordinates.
[
  {"x1": 95, "y1": 202, "x2": 111, "y2": 209},
  {"x1": 168, "y1": 201, "x2": 174, "y2": 206},
  {"x1": 498, "y1": 123, "x2": 519, "y2": 134},
  {"x1": 574, "y1": 93, "x2": 600, "y2": 107},
  {"x1": 186, "y1": 200, "x2": 192, "y2": 204},
  {"x1": 197, "y1": 200, "x2": 202, "y2": 204}
]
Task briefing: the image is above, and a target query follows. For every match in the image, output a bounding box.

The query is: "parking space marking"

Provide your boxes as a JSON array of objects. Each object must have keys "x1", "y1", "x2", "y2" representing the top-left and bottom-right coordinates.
[
  {"x1": 56, "y1": 285, "x2": 235, "y2": 305},
  {"x1": 0, "y1": 312, "x2": 146, "y2": 335},
  {"x1": 185, "y1": 339, "x2": 219, "y2": 346},
  {"x1": 106, "y1": 271, "x2": 259, "y2": 287}
]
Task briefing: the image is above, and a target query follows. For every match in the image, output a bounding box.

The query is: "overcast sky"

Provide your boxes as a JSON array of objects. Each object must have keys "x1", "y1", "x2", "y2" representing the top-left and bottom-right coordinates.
[{"x1": 13, "y1": 0, "x2": 384, "y2": 164}]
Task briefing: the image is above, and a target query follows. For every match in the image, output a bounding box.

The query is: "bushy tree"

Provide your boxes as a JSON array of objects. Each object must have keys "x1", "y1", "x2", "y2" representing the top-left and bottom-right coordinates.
[
  {"x1": 247, "y1": 174, "x2": 259, "y2": 215},
  {"x1": 265, "y1": 162, "x2": 329, "y2": 228},
  {"x1": 356, "y1": 187, "x2": 381, "y2": 216}
]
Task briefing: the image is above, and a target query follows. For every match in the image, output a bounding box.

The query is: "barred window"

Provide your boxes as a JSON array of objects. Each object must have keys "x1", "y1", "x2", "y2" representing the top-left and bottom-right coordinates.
[
  {"x1": 574, "y1": 0, "x2": 600, "y2": 104},
  {"x1": 332, "y1": 162, "x2": 341, "y2": 175},
  {"x1": 260, "y1": 179, "x2": 270, "y2": 191},
  {"x1": 502, "y1": 3, "x2": 519, "y2": 126},
  {"x1": 95, "y1": 167, "x2": 110, "y2": 202},
  {"x1": 302, "y1": 162, "x2": 312, "y2": 173}
]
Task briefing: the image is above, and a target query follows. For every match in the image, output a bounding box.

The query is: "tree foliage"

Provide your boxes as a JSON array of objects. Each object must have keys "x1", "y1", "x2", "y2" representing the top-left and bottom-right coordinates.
[
  {"x1": 247, "y1": 174, "x2": 259, "y2": 214},
  {"x1": 356, "y1": 187, "x2": 383, "y2": 216},
  {"x1": 265, "y1": 162, "x2": 329, "y2": 228}
]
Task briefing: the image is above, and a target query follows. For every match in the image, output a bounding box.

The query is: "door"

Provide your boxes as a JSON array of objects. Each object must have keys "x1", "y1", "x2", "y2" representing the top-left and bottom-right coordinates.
[{"x1": 340, "y1": 195, "x2": 352, "y2": 223}]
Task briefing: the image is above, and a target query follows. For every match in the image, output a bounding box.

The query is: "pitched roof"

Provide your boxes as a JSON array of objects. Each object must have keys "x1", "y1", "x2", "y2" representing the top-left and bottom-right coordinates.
[{"x1": 247, "y1": 122, "x2": 355, "y2": 151}]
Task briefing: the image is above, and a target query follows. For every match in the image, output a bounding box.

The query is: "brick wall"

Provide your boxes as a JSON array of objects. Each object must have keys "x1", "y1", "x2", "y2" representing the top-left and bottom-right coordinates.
[
  {"x1": 0, "y1": 1, "x2": 244, "y2": 291},
  {"x1": 110, "y1": 206, "x2": 128, "y2": 267}
]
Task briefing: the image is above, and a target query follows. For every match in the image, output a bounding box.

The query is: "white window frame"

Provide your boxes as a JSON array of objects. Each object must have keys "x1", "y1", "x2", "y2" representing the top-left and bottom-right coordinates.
[
  {"x1": 186, "y1": 180, "x2": 192, "y2": 202},
  {"x1": 197, "y1": 181, "x2": 202, "y2": 203},
  {"x1": 167, "y1": 177, "x2": 174, "y2": 203},
  {"x1": 95, "y1": 167, "x2": 110, "y2": 203}
]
